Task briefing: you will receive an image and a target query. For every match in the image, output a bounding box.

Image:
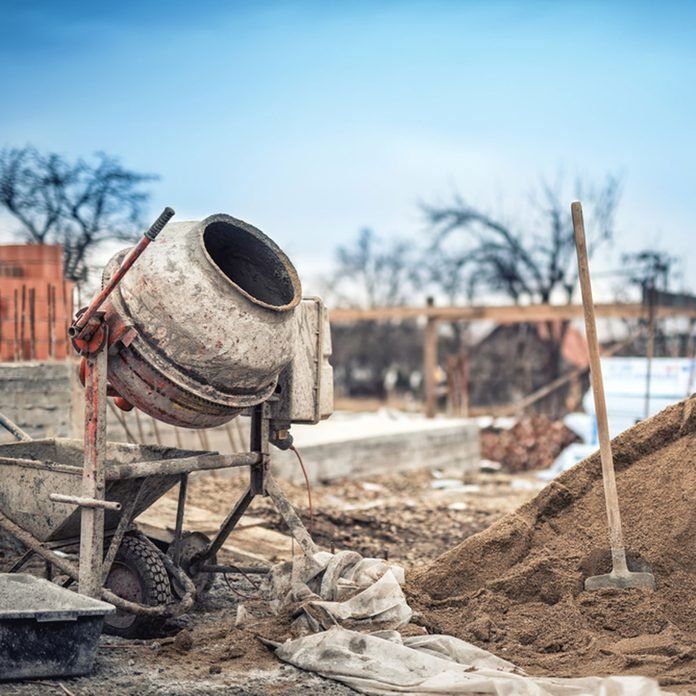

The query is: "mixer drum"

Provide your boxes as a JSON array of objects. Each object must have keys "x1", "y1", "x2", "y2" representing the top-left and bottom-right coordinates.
[{"x1": 102, "y1": 213, "x2": 302, "y2": 428}]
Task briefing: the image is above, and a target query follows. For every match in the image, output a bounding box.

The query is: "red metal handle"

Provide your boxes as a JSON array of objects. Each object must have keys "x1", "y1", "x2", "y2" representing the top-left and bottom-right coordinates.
[{"x1": 70, "y1": 207, "x2": 175, "y2": 339}]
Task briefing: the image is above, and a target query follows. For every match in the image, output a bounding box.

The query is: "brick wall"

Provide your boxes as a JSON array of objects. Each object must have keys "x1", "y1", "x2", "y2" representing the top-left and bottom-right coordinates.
[{"x1": 0, "y1": 245, "x2": 74, "y2": 361}]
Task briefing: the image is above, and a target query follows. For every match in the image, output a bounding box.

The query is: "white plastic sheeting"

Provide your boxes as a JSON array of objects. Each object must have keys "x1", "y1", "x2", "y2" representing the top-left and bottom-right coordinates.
[
  {"x1": 266, "y1": 551, "x2": 667, "y2": 696},
  {"x1": 538, "y1": 357, "x2": 694, "y2": 481},
  {"x1": 277, "y1": 626, "x2": 666, "y2": 696},
  {"x1": 537, "y1": 442, "x2": 597, "y2": 481},
  {"x1": 587, "y1": 357, "x2": 693, "y2": 439}
]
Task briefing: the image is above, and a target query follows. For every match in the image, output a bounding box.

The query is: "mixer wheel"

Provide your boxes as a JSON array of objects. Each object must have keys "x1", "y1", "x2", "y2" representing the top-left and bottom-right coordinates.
[{"x1": 104, "y1": 534, "x2": 172, "y2": 638}]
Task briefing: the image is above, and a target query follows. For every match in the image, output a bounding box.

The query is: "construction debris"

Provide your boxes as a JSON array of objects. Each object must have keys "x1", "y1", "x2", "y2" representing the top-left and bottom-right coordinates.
[{"x1": 480, "y1": 415, "x2": 579, "y2": 472}]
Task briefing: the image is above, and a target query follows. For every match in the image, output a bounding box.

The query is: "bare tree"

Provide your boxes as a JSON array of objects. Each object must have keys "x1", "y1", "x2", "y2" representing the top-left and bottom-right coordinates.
[
  {"x1": 328, "y1": 228, "x2": 415, "y2": 308},
  {"x1": 0, "y1": 147, "x2": 64, "y2": 244},
  {"x1": 0, "y1": 146, "x2": 157, "y2": 280},
  {"x1": 622, "y1": 250, "x2": 678, "y2": 295},
  {"x1": 423, "y1": 174, "x2": 622, "y2": 392},
  {"x1": 423, "y1": 175, "x2": 621, "y2": 304},
  {"x1": 617, "y1": 250, "x2": 685, "y2": 357}
]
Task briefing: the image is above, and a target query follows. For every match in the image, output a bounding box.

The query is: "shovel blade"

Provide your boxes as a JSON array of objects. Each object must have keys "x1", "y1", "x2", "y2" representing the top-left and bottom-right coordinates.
[{"x1": 585, "y1": 570, "x2": 655, "y2": 591}]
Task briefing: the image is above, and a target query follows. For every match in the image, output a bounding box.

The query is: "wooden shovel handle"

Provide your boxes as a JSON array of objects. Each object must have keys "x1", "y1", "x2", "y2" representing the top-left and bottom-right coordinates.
[{"x1": 572, "y1": 202, "x2": 626, "y2": 562}]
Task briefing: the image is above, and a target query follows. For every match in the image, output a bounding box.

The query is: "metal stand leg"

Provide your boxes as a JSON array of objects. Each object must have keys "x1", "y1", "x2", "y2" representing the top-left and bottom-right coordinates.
[
  {"x1": 171, "y1": 473, "x2": 188, "y2": 565},
  {"x1": 79, "y1": 342, "x2": 108, "y2": 598},
  {"x1": 265, "y1": 475, "x2": 318, "y2": 557},
  {"x1": 204, "y1": 487, "x2": 254, "y2": 561},
  {"x1": 199, "y1": 405, "x2": 318, "y2": 566},
  {"x1": 249, "y1": 404, "x2": 269, "y2": 495}
]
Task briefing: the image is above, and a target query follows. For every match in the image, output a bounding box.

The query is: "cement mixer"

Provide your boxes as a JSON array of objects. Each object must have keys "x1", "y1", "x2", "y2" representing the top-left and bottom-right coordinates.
[
  {"x1": 0, "y1": 208, "x2": 332, "y2": 637},
  {"x1": 101, "y1": 213, "x2": 309, "y2": 428}
]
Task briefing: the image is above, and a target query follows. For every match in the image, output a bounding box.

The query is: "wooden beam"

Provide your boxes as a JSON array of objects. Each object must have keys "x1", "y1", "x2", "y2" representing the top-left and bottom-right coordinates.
[
  {"x1": 423, "y1": 298, "x2": 438, "y2": 418},
  {"x1": 329, "y1": 302, "x2": 696, "y2": 325}
]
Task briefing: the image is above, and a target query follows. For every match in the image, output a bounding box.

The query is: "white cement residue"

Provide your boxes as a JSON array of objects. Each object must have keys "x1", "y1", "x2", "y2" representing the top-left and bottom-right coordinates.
[{"x1": 288, "y1": 408, "x2": 475, "y2": 447}]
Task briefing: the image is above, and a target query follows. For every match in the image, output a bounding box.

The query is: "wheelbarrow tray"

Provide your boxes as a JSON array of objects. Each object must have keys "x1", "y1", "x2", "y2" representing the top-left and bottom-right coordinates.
[{"x1": 0, "y1": 438, "x2": 209, "y2": 543}]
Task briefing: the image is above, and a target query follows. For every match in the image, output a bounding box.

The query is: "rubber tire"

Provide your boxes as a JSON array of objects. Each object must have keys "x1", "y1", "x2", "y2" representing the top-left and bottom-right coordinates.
[{"x1": 104, "y1": 534, "x2": 172, "y2": 638}]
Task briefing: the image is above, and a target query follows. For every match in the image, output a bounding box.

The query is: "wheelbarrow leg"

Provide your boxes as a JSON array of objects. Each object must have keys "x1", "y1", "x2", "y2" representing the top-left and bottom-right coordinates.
[
  {"x1": 102, "y1": 478, "x2": 146, "y2": 582},
  {"x1": 79, "y1": 340, "x2": 108, "y2": 598}
]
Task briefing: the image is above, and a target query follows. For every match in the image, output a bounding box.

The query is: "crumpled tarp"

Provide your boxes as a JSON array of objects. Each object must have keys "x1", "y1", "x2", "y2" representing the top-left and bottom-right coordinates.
[
  {"x1": 276, "y1": 626, "x2": 666, "y2": 696},
  {"x1": 264, "y1": 549, "x2": 411, "y2": 633},
  {"x1": 265, "y1": 551, "x2": 667, "y2": 696}
]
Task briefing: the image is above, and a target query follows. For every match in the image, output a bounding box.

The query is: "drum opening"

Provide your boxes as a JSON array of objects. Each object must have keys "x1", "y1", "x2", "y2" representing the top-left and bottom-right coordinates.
[{"x1": 203, "y1": 220, "x2": 299, "y2": 310}]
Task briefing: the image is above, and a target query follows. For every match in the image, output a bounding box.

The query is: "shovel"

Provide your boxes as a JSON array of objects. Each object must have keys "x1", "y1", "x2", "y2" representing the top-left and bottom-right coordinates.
[{"x1": 572, "y1": 201, "x2": 655, "y2": 592}]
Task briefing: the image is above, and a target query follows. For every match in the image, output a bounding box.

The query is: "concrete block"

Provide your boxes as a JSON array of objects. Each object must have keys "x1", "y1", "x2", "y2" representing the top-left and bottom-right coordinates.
[{"x1": 0, "y1": 361, "x2": 79, "y2": 438}]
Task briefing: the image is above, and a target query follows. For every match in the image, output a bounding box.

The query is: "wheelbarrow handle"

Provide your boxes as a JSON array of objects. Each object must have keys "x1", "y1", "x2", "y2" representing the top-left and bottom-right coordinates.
[
  {"x1": 49, "y1": 493, "x2": 122, "y2": 511},
  {"x1": 0, "y1": 410, "x2": 31, "y2": 441}
]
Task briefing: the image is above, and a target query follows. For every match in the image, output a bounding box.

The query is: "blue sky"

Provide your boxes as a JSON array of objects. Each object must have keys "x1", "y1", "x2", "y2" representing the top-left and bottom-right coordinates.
[{"x1": 1, "y1": 0, "x2": 694, "y2": 293}]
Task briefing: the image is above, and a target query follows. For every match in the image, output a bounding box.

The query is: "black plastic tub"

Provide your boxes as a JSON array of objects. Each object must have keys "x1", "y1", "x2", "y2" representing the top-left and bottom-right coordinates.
[{"x1": 0, "y1": 573, "x2": 115, "y2": 680}]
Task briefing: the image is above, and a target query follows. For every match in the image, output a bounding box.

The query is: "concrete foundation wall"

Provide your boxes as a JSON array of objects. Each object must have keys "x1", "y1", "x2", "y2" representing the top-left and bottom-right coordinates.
[
  {"x1": 269, "y1": 421, "x2": 480, "y2": 484},
  {"x1": 0, "y1": 361, "x2": 80, "y2": 439}
]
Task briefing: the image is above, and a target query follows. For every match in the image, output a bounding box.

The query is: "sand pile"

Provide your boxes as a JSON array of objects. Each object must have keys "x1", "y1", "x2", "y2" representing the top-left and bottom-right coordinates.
[{"x1": 409, "y1": 396, "x2": 696, "y2": 687}]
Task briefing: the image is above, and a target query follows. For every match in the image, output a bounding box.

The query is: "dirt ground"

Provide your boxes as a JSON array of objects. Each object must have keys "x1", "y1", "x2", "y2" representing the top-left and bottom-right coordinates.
[
  {"x1": 1, "y1": 463, "x2": 541, "y2": 695},
  {"x1": 183, "y1": 463, "x2": 539, "y2": 568}
]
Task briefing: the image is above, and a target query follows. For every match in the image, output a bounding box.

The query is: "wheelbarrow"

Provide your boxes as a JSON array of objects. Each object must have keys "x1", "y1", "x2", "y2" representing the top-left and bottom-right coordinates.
[{"x1": 0, "y1": 404, "x2": 318, "y2": 637}]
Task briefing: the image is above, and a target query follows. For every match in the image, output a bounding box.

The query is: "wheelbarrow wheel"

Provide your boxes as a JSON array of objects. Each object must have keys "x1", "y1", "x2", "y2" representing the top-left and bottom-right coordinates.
[{"x1": 104, "y1": 534, "x2": 172, "y2": 638}]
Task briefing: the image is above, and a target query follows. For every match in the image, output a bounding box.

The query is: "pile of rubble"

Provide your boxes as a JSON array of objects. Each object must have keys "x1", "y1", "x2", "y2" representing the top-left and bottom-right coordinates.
[{"x1": 480, "y1": 415, "x2": 578, "y2": 472}]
